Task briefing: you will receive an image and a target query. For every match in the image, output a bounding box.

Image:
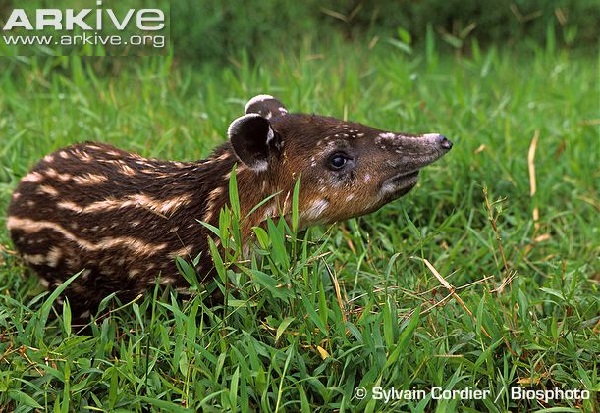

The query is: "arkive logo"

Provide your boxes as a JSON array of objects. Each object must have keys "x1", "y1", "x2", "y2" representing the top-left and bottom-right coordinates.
[{"x1": 2, "y1": 0, "x2": 165, "y2": 31}]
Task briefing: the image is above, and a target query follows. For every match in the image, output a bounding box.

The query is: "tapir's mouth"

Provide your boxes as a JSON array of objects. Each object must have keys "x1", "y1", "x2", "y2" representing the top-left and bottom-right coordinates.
[{"x1": 379, "y1": 170, "x2": 420, "y2": 199}]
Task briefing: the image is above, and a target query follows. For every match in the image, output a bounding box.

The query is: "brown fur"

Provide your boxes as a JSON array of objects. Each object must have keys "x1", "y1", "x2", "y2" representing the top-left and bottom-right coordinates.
[{"x1": 7, "y1": 95, "x2": 452, "y2": 315}]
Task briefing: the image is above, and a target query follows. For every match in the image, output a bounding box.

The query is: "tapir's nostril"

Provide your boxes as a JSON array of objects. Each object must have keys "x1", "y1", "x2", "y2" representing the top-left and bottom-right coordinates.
[{"x1": 438, "y1": 135, "x2": 453, "y2": 150}]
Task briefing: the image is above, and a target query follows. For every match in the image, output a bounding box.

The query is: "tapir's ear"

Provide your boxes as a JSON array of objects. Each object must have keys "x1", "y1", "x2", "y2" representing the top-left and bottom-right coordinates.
[
  {"x1": 244, "y1": 94, "x2": 289, "y2": 119},
  {"x1": 228, "y1": 114, "x2": 279, "y2": 172}
]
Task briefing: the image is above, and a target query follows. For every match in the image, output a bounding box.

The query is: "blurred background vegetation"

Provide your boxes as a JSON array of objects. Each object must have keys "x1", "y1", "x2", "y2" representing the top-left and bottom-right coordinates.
[
  {"x1": 172, "y1": 0, "x2": 598, "y2": 63},
  {"x1": 0, "y1": 0, "x2": 598, "y2": 61}
]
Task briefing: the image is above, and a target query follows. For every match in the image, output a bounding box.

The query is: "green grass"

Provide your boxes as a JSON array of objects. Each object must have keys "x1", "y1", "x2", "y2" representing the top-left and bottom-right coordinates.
[{"x1": 0, "y1": 40, "x2": 598, "y2": 412}]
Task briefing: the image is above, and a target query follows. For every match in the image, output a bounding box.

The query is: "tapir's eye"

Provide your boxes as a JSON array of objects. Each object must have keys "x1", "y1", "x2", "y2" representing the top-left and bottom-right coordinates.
[{"x1": 328, "y1": 152, "x2": 353, "y2": 170}]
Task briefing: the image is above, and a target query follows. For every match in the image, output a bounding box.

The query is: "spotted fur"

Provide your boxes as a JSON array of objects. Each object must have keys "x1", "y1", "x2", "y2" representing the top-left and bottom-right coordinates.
[{"x1": 7, "y1": 94, "x2": 452, "y2": 315}]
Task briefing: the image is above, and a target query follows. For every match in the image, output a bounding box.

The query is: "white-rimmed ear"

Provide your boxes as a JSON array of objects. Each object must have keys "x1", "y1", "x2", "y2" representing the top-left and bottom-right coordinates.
[
  {"x1": 228, "y1": 114, "x2": 277, "y2": 172},
  {"x1": 244, "y1": 94, "x2": 289, "y2": 119}
]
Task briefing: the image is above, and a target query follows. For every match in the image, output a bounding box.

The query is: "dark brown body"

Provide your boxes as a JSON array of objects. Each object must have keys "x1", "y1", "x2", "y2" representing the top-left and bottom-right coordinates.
[{"x1": 7, "y1": 95, "x2": 452, "y2": 315}]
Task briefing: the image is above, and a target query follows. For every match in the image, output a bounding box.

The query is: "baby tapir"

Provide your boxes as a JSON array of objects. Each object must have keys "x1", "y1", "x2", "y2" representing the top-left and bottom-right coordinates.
[{"x1": 7, "y1": 95, "x2": 452, "y2": 315}]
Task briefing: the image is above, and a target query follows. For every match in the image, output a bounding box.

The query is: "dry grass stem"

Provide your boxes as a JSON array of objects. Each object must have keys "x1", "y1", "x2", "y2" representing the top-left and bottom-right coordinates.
[
  {"x1": 413, "y1": 257, "x2": 491, "y2": 338},
  {"x1": 528, "y1": 130, "x2": 540, "y2": 232}
]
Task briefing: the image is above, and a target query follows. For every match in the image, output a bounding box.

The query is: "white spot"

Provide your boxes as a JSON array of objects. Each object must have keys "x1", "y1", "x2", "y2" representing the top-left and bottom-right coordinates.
[
  {"x1": 38, "y1": 185, "x2": 59, "y2": 196},
  {"x1": 44, "y1": 168, "x2": 58, "y2": 178},
  {"x1": 81, "y1": 266, "x2": 93, "y2": 277},
  {"x1": 46, "y1": 247, "x2": 63, "y2": 268},
  {"x1": 364, "y1": 174, "x2": 372, "y2": 183},
  {"x1": 57, "y1": 173, "x2": 72, "y2": 181},
  {"x1": 73, "y1": 173, "x2": 108, "y2": 184},
  {"x1": 216, "y1": 152, "x2": 231, "y2": 161},
  {"x1": 77, "y1": 152, "x2": 94, "y2": 162},
  {"x1": 57, "y1": 200, "x2": 82, "y2": 212},
  {"x1": 380, "y1": 181, "x2": 397, "y2": 196},
  {"x1": 119, "y1": 163, "x2": 137, "y2": 176},
  {"x1": 101, "y1": 237, "x2": 168, "y2": 255},
  {"x1": 301, "y1": 198, "x2": 330, "y2": 221},
  {"x1": 59, "y1": 151, "x2": 69, "y2": 159},
  {"x1": 266, "y1": 127, "x2": 275, "y2": 144},
  {"x1": 202, "y1": 186, "x2": 225, "y2": 223},
  {"x1": 168, "y1": 245, "x2": 192, "y2": 258},
  {"x1": 345, "y1": 193, "x2": 355, "y2": 202},
  {"x1": 375, "y1": 132, "x2": 396, "y2": 145},
  {"x1": 208, "y1": 186, "x2": 224, "y2": 200},
  {"x1": 43, "y1": 155, "x2": 54, "y2": 163},
  {"x1": 249, "y1": 160, "x2": 268, "y2": 172},
  {"x1": 23, "y1": 253, "x2": 46, "y2": 265},
  {"x1": 22, "y1": 172, "x2": 44, "y2": 183},
  {"x1": 150, "y1": 195, "x2": 191, "y2": 215},
  {"x1": 160, "y1": 277, "x2": 179, "y2": 285},
  {"x1": 263, "y1": 204, "x2": 277, "y2": 219}
]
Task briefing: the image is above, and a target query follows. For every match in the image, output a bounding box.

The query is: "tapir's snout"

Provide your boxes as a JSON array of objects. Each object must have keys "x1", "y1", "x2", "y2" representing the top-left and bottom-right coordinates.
[
  {"x1": 374, "y1": 132, "x2": 454, "y2": 172},
  {"x1": 437, "y1": 134, "x2": 453, "y2": 151},
  {"x1": 373, "y1": 131, "x2": 453, "y2": 201},
  {"x1": 419, "y1": 133, "x2": 453, "y2": 152}
]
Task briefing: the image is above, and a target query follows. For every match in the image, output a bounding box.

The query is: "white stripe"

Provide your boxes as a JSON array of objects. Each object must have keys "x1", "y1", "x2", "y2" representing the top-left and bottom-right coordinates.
[
  {"x1": 56, "y1": 194, "x2": 191, "y2": 215},
  {"x1": 7, "y1": 217, "x2": 168, "y2": 254}
]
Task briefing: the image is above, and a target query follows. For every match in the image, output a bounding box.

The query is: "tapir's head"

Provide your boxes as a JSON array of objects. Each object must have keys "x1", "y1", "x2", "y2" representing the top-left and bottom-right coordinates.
[{"x1": 228, "y1": 95, "x2": 453, "y2": 227}]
